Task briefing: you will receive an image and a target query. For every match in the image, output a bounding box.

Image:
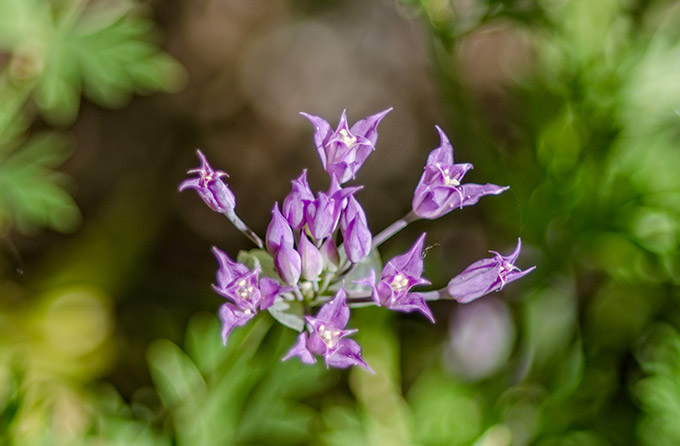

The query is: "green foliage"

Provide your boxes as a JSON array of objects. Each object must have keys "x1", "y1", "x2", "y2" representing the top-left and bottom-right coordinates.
[
  {"x1": 0, "y1": 132, "x2": 80, "y2": 232},
  {"x1": 635, "y1": 324, "x2": 680, "y2": 446},
  {"x1": 0, "y1": 0, "x2": 184, "y2": 234},
  {"x1": 147, "y1": 313, "x2": 332, "y2": 445}
]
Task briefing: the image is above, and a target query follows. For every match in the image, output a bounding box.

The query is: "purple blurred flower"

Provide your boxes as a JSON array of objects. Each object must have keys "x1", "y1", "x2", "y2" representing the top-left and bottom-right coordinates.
[
  {"x1": 301, "y1": 109, "x2": 391, "y2": 184},
  {"x1": 412, "y1": 127, "x2": 508, "y2": 220},
  {"x1": 283, "y1": 288, "x2": 371, "y2": 370},
  {"x1": 212, "y1": 247, "x2": 287, "y2": 343},
  {"x1": 179, "y1": 150, "x2": 236, "y2": 214},
  {"x1": 448, "y1": 238, "x2": 535, "y2": 303},
  {"x1": 360, "y1": 233, "x2": 434, "y2": 322},
  {"x1": 282, "y1": 170, "x2": 314, "y2": 230}
]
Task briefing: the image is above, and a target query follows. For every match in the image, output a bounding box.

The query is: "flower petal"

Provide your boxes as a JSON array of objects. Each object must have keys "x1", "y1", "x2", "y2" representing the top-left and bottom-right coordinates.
[{"x1": 282, "y1": 332, "x2": 316, "y2": 365}]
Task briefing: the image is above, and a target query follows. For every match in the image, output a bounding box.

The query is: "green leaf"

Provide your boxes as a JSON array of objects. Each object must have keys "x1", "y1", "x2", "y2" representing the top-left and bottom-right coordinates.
[
  {"x1": 267, "y1": 300, "x2": 305, "y2": 332},
  {"x1": 237, "y1": 248, "x2": 279, "y2": 279},
  {"x1": 0, "y1": 132, "x2": 80, "y2": 232},
  {"x1": 147, "y1": 339, "x2": 206, "y2": 409},
  {"x1": 331, "y1": 247, "x2": 382, "y2": 294}
]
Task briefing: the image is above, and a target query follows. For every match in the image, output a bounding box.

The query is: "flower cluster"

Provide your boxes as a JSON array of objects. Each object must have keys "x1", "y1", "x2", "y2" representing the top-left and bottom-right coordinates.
[{"x1": 180, "y1": 109, "x2": 535, "y2": 371}]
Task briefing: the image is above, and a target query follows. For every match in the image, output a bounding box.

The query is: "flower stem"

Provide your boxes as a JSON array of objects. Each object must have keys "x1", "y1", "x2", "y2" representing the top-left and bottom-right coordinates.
[
  {"x1": 372, "y1": 210, "x2": 420, "y2": 249},
  {"x1": 224, "y1": 211, "x2": 264, "y2": 249},
  {"x1": 421, "y1": 288, "x2": 452, "y2": 301}
]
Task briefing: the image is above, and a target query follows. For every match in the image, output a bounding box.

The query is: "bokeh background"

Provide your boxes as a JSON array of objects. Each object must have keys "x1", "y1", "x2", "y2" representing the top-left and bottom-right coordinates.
[{"x1": 2, "y1": 0, "x2": 680, "y2": 444}]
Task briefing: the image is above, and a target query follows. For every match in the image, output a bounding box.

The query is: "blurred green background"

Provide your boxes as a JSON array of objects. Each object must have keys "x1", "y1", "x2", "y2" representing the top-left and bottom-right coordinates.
[{"x1": 1, "y1": 0, "x2": 680, "y2": 444}]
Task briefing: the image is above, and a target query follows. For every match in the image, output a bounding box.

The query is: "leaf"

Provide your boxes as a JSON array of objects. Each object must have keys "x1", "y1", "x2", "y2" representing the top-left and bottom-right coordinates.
[
  {"x1": 0, "y1": 132, "x2": 81, "y2": 232},
  {"x1": 267, "y1": 300, "x2": 305, "y2": 332},
  {"x1": 331, "y1": 247, "x2": 382, "y2": 294},
  {"x1": 71, "y1": 13, "x2": 185, "y2": 109},
  {"x1": 237, "y1": 248, "x2": 279, "y2": 279},
  {"x1": 147, "y1": 339, "x2": 206, "y2": 409}
]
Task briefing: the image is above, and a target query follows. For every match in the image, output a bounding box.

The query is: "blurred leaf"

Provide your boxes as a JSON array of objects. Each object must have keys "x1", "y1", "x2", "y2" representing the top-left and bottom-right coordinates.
[
  {"x1": 268, "y1": 300, "x2": 305, "y2": 332},
  {"x1": 635, "y1": 324, "x2": 680, "y2": 446},
  {"x1": 409, "y1": 368, "x2": 483, "y2": 445},
  {"x1": 237, "y1": 248, "x2": 278, "y2": 279},
  {"x1": 331, "y1": 247, "x2": 382, "y2": 294},
  {"x1": 147, "y1": 339, "x2": 207, "y2": 409},
  {"x1": 0, "y1": 132, "x2": 80, "y2": 232}
]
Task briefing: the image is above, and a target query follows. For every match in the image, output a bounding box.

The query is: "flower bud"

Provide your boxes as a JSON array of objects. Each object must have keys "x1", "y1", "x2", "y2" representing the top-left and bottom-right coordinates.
[
  {"x1": 320, "y1": 237, "x2": 340, "y2": 271},
  {"x1": 448, "y1": 239, "x2": 535, "y2": 303},
  {"x1": 282, "y1": 170, "x2": 313, "y2": 230},
  {"x1": 179, "y1": 150, "x2": 236, "y2": 214},
  {"x1": 343, "y1": 217, "x2": 372, "y2": 263},
  {"x1": 274, "y1": 245, "x2": 302, "y2": 285},
  {"x1": 266, "y1": 203, "x2": 294, "y2": 254},
  {"x1": 298, "y1": 233, "x2": 323, "y2": 281}
]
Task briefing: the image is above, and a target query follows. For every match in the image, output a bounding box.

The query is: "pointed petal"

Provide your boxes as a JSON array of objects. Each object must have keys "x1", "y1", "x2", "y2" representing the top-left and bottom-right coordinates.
[
  {"x1": 504, "y1": 265, "x2": 536, "y2": 284},
  {"x1": 212, "y1": 246, "x2": 248, "y2": 287},
  {"x1": 316, "y1": 287, "x2": 350, "y2": 328},
  {"x1": 326, "y1": 339, "x2": 372, "y2": 372},
  {"x1": 219, "y1": 303, "x2": 254, "y2": 345},
  {"x1": 505, "y1": 238, "x2": 523, "y2": 263},
  {"x1": 300, "y1": 112, "x2": 333, "y2": 168},
  {"x1": 387, "y1": 233, "x2": 427, "y2": 277},
  {"x1": 387, "y1": 293, "x2": 435, "y2": 323},
  {"x1": 349, "y1": 108, "x2": 392, "y2": 146},
  {"x1": 282, "y1": 332, "x2": 316, "y2": 364},
  {"x1": 178, "y1": 177, "x2": 201, "y2": 192},
  {"x1": 259, "y1": 277, "x2": 289, "y2": 310},
  {"x1": 456, "y1": 183, "x2": 509, "y2": 208},
  {"x1": 426, "y1": 126, "x2": 454, "y2": 165}
]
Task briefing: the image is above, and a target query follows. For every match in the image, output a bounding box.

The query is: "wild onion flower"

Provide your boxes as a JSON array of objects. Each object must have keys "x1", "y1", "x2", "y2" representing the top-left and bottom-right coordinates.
[
  {"x1": 179, "y1": 149, "x2": 235, "y2": 214},
  {"x1": 301, "y1": 109, "x2": 391, "y2": 184},
  {"x1": 359, "y1": 233, "x2": 434, "y2": 322},
  {"x1": 448, "y1": 238, "x2": 536, "y2": 303},
  {"x1": 180, "y1": 109, "x2": 534, "y2": 372},
  {"x1": 412, "y1": 127, "x2": 509, "y2": 220},
  {"x1": 212, "y1": 247, "x2": 288, "y2": 343},
  {"x1": 283, "y1": 288, "x2": 370, "y2": 370}
]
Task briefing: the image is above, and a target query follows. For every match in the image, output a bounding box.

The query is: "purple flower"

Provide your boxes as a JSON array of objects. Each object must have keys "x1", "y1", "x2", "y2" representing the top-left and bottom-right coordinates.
[
  {"x1": 212, "y1": 247, "x2": 287, "y2": 343},
  {"x1": 301, "y1": 109, "x2": 391, "y2": 184},
  {"x1": 282, "y1": 170, "x2": 314, "y2": 230},
  {"x1": 412, "y1": 127, "x2": 508, "y2": 220},
  {"x1": 274, "y1": 245, "x2": 302, "y2": 285},
  {"x1": 299, "y1": 233, "x2": 323, "y2": 281},
  {"x1": 320, "y1": 237, "x2": 341, "y2": 272},
  {"x1": 283, "y1": 288, "x2": 371, "y2": 371},
  {"x1": 304, "y1": 176, "x2": 361, "y2": 241},
  {"x1": 179, "y1": 150, "x2": 236, "y2": 214},
  {"x1": 448, "y1": 238, "x2": 535, "y2": 303},
  {"x1": 266, "y1": 203, "x2": 295, "y2": 254},
  {"x1": 340, "y1": 196, "x2": 372, "y2": 263},
  {"x1": 361, "y1": 233, "x2": 434, "y2": 322}
]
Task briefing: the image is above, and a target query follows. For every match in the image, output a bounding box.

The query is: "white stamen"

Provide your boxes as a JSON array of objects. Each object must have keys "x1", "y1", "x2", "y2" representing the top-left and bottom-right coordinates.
[
  {"x1": 339, "y1": 129, "x2": 356, "y2": 147},
  {"x1": 390, "y1": 273, "x2": 409, "y2": 292},
  {"x1": 318, "y1": 325, "x2": 340, "y2": 349}
]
